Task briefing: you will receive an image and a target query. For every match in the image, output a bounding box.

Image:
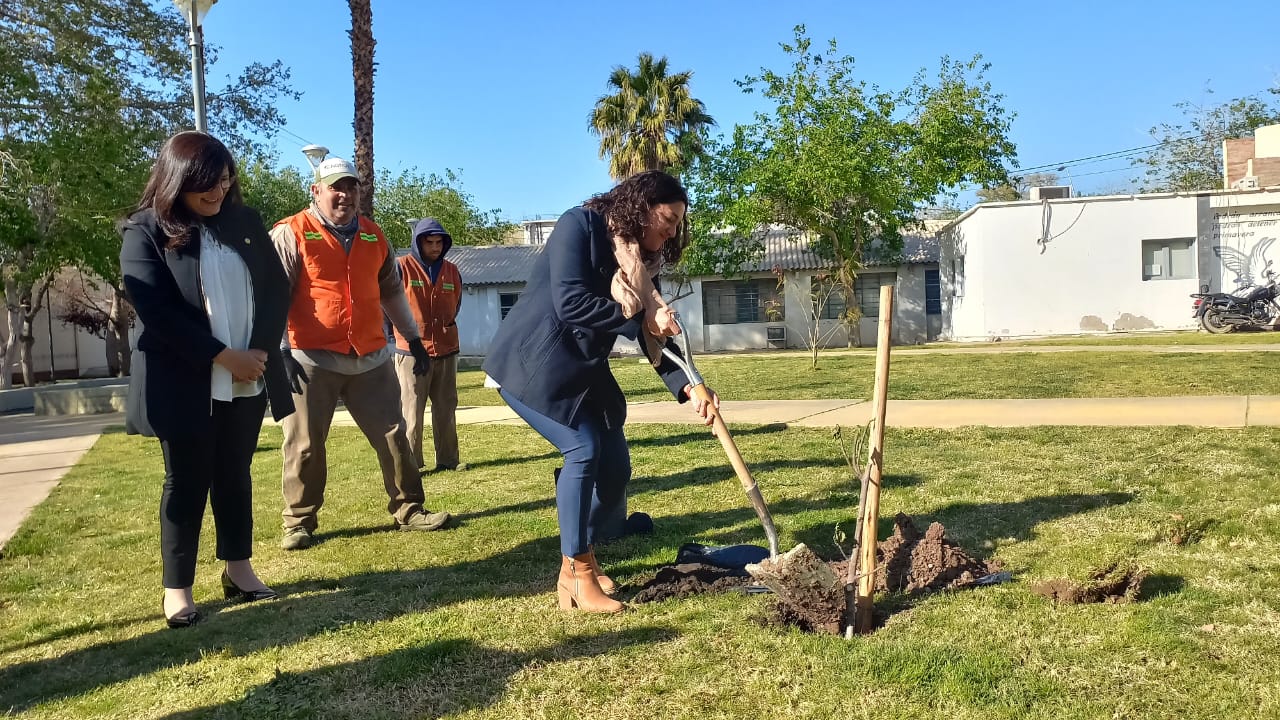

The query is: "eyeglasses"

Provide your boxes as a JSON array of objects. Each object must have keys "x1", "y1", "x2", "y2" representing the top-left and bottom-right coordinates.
[{"x1": 216, "y1": 175, "x2": 233, "y2": 191}]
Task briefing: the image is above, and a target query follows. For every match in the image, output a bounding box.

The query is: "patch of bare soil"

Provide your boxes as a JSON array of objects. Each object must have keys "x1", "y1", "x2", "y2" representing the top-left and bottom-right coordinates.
[
  {"x1": 628, "y1": 563, "x2": 754, "y2": 603},
  {"x1": 1030, "y1": 561, "x2": 1148, "y2": 604},
  {"x1": 630, "y1": 514, "x2": 1002, "y2": 635}
]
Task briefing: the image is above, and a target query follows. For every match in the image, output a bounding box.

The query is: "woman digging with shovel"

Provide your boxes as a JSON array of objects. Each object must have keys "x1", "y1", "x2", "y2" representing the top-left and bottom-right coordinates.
[{"x1": 483, "y1": 171, "x2": 718, "y2": 614}]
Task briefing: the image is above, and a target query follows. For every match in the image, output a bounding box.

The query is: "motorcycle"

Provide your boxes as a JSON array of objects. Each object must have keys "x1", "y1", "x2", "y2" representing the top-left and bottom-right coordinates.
[{"x1": 1191, "y1": 270, "x2": 1280, "y2": 334}]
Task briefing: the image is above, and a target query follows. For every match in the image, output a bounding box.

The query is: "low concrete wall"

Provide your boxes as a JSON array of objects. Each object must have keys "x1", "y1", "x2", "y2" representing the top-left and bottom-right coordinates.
[
  {"x1": 30, "y1": 379, "x2": 129, "y2": 416},
  {"x1": 2, "y1": 377, "x2": 127, "y2": 413}
]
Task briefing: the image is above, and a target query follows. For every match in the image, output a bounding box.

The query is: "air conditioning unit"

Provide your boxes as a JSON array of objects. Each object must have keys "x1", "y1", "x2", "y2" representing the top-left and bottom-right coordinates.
[
  {"x1": 766, "y1": 326, "x2": 786, "y2": 349},
  {"x1": 1029, "y1": 185, "x2": 1073, "y2": 200},
  {"x1": 1234, "y1": 176, "x2": 1260, "y2": 190}
]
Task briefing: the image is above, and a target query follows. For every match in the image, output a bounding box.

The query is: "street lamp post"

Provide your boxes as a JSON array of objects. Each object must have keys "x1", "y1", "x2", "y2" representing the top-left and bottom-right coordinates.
[
  {"x1": 301, "y1": 144, "x2": 330, "y2": 179},
  {"x1": 172, "y1": 0, "x2": 218, "y2": 132}
]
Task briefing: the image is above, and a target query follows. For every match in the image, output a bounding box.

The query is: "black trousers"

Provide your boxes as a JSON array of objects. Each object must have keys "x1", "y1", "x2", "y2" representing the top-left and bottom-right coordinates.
[{"x1": 158, "y1": 392, "x2": 268, "y2": 588}]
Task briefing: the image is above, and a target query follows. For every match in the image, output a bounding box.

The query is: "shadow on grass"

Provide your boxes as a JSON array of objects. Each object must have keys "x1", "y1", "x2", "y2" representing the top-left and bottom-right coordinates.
[
  {"x1": 154, "y1": 625, "x2": 679, "y2": 719},
  {"x1": 1138, "y1": 572, "x2": 1186, "y2": 600},
  {"x1": 628, "y1": 423, "x2": 790, "y2": 449},
  {"x1": 0, "y1": 533, "x2": 571, "y2": 713},
  {"x1": 788, "y1": 492, "x2": 1135, "y2": 563},
  {"x1": 0, "y1": 486, "x2": 847, "y2": 712}
]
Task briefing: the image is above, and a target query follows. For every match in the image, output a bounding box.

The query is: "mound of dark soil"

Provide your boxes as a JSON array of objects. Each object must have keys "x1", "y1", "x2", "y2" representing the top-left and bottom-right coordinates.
[
  {"x1": 872, "y1": 513, "x2": 1002, "y2": 593},
  {"x1": 630, "y1": 514, "x2": 1002, "y2": 635},
  {"x1": 628, "y1": 563, "x2": 754, "y2": 603},
  {"x1": 1030, "y1": 561, "x2": 1147, "y2": 604}
]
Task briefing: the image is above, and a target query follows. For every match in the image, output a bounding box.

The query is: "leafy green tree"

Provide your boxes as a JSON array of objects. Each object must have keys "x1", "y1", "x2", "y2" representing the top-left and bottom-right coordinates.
[
  {"x1": 1136, "y1": 91, "x2": 1280, "y2": 192},
  {"x1": 685, "y1": 26, "x2": 1016, "y2": 292},
  {"x1": 0, "y1": 0, "x2": 299, "y2": 383},
  {"x1": 239, "y1": 155, "x2": 311, "y2": 228},
  {"x1": 975, "y1": 171, "x2": 1061, "y2": 203},
  {"x1": 374, "y1": 168, "x2": 517, "y2": 249},
  {"x1": 589, "y1": 52, "x2": 716, "y2": 180}
]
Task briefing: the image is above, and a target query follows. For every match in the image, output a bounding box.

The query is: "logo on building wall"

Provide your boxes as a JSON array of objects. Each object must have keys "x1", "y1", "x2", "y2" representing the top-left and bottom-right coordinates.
[{"x1": 1213, "y1": 236, "x2": 1275, "y2": 289}]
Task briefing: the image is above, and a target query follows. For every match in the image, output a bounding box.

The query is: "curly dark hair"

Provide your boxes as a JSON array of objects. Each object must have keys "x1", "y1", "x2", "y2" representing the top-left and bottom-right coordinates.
[
  {"x1": 583, "y1": 170, "x2": 690, "y2": 266},
  {"x1": 136, "y1": 131, "x2": 242, "y2": 249}
]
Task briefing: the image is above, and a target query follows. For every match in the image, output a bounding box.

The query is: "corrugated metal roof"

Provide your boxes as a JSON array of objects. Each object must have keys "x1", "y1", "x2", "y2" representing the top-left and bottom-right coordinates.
[
  {"x1": 745, "y1": 228, "x2": 939, "y2": 271},
  {"x1": 395, "y1": 244, "x2": 544, "y2": 286},
  {"x1": 409, "y1": 229, "x2": 938, "y2": 287}
]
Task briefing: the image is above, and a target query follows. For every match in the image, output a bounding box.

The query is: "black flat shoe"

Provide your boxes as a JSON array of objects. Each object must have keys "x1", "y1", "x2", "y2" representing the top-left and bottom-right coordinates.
[
  {"x1": 163, "y1": 600, "x2": 202, "y2": 629},
  {"x1": 222, "y1": 571, "x2": 279, "y2": 602}
]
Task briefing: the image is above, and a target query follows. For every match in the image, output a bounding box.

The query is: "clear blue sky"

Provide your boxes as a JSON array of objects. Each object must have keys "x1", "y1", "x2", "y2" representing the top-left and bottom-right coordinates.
[{"x1": 197, "y1": 0, "x2": 1280, "y2": 222}]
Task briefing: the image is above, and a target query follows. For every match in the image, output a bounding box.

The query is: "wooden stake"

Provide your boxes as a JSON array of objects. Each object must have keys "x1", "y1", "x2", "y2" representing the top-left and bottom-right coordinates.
[{"x1": 852, "y1": 284, "x2": 893, "y2": 635}]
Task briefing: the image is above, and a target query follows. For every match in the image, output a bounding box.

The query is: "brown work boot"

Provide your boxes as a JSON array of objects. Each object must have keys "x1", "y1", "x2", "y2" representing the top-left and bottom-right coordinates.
[
  {"x1": 585, "y1": 546, "x2": 617, "y2": 595},
  {"x1": 399, "y1": 509, "x2": 451, "y2": 531},
  {"x1": 557, "y1": 554, "x2": 624, "y2": 614}
]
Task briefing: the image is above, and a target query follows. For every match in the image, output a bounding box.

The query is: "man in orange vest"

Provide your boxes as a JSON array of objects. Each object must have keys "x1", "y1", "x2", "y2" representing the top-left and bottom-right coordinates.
[
  {"x1": 271, "y1": 157, "x2": 450, "y2": 551},
  {"x1": 390, "y1": 218, "x2": 465, "y2": 473}
]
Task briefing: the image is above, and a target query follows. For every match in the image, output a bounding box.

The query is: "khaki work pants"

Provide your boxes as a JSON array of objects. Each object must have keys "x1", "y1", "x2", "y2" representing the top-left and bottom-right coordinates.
[
  {"x1": 393, "y1": 353, "x2": 460, "y2": 470},
  {"x1": 281, "y1": 360, "x2": 424, "y2": 530}
]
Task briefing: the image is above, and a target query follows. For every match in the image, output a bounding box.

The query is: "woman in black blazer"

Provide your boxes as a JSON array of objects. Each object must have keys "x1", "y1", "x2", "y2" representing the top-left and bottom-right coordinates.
[
  {"x1": 483, "y1": 171, "x2": 718, "y2": 614},
  {"x1": 121, "y1": 132, "x2": 295, "y2": 628}
]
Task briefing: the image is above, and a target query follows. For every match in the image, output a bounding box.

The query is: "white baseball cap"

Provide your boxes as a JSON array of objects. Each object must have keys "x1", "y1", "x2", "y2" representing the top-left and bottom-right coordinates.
[{"x1": 315, "y1": 157, "x2": 358, "y2": 187}]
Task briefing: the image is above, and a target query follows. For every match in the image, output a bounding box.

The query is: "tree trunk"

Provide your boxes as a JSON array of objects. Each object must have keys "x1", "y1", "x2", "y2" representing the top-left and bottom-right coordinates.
[
  {"x1": 1, "y1": 304, "x2": 17, "y2": 390},
  {"x1": 16, "y1": 280, "x2": 49, "y2": 386},
  {"x1": 107, "y1": 287, "x2": 131, "y2": 376},
  {"x1": 349, "y1": 0, "x2": 376, "y2": 218}
]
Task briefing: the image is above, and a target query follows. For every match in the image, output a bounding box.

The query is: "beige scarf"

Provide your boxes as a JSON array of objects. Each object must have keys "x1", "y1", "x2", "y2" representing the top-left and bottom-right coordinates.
[{"x1": 610, "y1": 234, "x2": 669, "y2": 367}]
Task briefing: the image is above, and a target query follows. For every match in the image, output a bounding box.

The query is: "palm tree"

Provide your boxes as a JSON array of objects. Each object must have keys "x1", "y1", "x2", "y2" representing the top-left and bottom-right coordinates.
[
  {"x1": 349, "y1": 0, "x2": 375, "y2": 217},
  {"x1": 589, "y1": 52, "x2": 715, "y2": 180}
]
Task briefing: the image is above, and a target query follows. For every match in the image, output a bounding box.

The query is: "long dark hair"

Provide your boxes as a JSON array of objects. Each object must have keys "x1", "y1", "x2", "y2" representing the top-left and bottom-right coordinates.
[
  {"x1": 136, "y1": 131, "x2": 242, "y2": 248},
  {"x1": 584, "y1": 170, "x2": 690, "y2": 266}
]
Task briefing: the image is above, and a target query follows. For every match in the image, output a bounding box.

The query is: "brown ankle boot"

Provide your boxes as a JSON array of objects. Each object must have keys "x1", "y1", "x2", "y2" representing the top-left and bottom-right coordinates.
[
  {"x1": 558, "y1": 554, "x2": 624, "y2": 613},
  {"x1": 585, "y1": 546, "x2": 617, "y2": 596}
]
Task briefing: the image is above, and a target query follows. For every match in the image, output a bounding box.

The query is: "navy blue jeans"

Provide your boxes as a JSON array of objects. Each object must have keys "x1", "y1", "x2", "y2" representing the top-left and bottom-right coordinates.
[{"x1": 500, "y1": 389, "x2": 629, "y2": 557}]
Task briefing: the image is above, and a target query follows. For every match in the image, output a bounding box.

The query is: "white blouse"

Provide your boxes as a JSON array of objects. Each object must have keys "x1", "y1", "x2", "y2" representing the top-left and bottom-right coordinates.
[{"x1": 199, "y1": 225, "x2": 263, "y2": 401}]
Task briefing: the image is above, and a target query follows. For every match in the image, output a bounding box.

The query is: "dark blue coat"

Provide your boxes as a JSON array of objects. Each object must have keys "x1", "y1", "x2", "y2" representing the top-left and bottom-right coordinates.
[
  {"x1": 120, "y1": 205, "x2": 295, "y2": 439},
  {"x1": 482, "y1": 207, "x2": 689, "y2": 427}
]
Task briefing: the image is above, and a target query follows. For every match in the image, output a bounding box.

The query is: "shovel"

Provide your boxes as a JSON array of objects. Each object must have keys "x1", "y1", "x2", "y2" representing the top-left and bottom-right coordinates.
[{"x1": 660, "y1": 315, "x2": 781, "y2": 558}]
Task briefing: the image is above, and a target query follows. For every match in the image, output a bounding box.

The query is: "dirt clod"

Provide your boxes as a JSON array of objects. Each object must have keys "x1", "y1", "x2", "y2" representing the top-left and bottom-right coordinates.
[{"x1": 1030, "y1": 561, "x2": 1147, "y2": 604}]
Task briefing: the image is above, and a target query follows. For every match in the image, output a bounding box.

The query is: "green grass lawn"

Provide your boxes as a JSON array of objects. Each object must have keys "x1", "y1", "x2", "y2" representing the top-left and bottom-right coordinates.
[
  {"x1": 458, "y1": 348, "x2": 1280, "y2": 406},
  {"x1": 3, "y1": 423, "x2": 1279, "y2": 718}
]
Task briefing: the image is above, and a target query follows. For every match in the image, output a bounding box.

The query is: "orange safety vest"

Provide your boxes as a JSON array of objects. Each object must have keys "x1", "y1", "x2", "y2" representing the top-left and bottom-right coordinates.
[
  {"x1": 280, "y1": 211, "x2": 389, "y2": 355},
  {"x1": 394, "y1": 256, "x2": 462, "y2": 357}
]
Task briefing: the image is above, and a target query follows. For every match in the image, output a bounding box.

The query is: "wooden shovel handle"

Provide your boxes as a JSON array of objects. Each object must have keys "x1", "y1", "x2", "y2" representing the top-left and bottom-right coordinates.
[{"x1": 690, "y1": 383, "x2": 780, "y2": 557}]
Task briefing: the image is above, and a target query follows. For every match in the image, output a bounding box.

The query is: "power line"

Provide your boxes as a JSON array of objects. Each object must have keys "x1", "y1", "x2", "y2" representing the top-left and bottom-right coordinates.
[
  {"x1": 1016, "y1": 133, "x2": 1199, "y2": 175},
  {"x1": 277, "y1": 126, "x2": 314, "y2": 149}
]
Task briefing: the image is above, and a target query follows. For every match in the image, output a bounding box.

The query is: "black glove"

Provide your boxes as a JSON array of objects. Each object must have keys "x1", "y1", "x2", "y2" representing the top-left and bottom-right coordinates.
[
  {"x1": 407, "y1": 338, "x2": 431, "y2": 376},
  {"x1": 283, "y1": 354, "x2": 310, "y2": 395}
]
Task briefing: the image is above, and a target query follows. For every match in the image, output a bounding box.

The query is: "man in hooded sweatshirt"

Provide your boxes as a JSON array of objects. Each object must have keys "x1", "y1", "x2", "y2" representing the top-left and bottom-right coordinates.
[{"x1": 390, "y1": 218, "x2": 465, "y2": 473}]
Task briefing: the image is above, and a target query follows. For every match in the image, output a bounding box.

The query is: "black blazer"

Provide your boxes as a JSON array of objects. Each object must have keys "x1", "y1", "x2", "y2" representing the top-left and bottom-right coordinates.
[
  {"x1": 482, "y1": 207, "x2": 688, "y2": 428},
  {"x1": 120, "y1": 205, "x2": 295, "y2": 439}
]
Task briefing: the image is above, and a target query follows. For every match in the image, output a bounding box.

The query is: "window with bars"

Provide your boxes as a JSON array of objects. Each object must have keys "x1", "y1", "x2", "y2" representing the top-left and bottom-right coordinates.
[
  {"x1": 499, "y1": 292, "x2": 520, "y2": 319},
  {"x1": 702, "y1": 279, "x2": 782, "y2": 324},
  {"x1": 854, "y1": 272, "x2": 896, "y2": 318},
  {"x1": 815, "y1": 278, "x2": 848, "y2": 320},
  {"x1": 925, "y1": 269, "x2": 941, "y2": 315}
]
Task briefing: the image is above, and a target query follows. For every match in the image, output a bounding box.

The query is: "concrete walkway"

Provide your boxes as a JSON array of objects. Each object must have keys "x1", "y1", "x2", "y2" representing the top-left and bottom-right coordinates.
[
  {"x1": 0, "y1": 412, "x2": 125, "y2": 550},
  {"x1": 6, "y1": 393, "x2": 1280, "y2": 551}
]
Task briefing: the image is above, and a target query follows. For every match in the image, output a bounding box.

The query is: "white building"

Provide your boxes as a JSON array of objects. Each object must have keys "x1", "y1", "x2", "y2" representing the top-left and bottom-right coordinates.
[
  {"x1": 939, "y1": 187, "x2": 1280, "y2": 341},
  {"x1": 442, "y1": 229, "x2": 940, "y2": 357}
]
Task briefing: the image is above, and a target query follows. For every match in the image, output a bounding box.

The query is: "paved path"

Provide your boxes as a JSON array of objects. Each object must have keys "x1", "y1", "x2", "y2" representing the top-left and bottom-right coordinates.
[
  {"x1": 7, "y1": 392, "x2": 1280, "y2": 551},
  {"x1": 0, "y1": 412, "x2": 125, "y2": 551}
]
